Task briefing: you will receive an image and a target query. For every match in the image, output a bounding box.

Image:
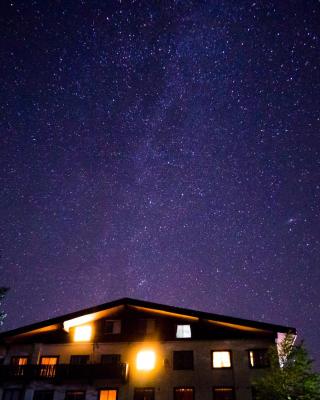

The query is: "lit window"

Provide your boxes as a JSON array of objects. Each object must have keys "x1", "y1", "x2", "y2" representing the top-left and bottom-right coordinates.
[
  {"x1": 99, "y1": 390, "x2": 118, "y2": 400},
  {"x1": 11, "y1": 356, "x2": 28, "y2": 376},
  {"x1": 11, "y1": 356, "x2": 28, "y2": 366},
  {"x1": 136, "y1": 350, "x2": 156, "y2": 371},
  {"x1": 73, "y1": 325, "x2": 92, "y2": 342},
  {"x1": 212, "y1": 351, "x2": 231, "y2": 368},
  {"x1": 40, "y1": 357, "x2": 58, "y2": 365},
  {"x1": 249, "y1": 349, "x2": 269, "y2": 368},
  {"x1": 176, "y1": 325, "x2": 191, "y2": 338},
  {"x1": 39, "y1": 356, "x2": 58, "y2": 377}
]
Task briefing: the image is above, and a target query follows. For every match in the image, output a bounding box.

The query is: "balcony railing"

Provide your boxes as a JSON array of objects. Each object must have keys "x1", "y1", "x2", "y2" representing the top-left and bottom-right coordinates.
[{"x1": 0, "y1": 363, "x2": 128, "y2": 383}]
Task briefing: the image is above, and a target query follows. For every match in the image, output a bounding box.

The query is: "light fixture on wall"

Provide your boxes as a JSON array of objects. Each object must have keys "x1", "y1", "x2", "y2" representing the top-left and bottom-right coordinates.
[
  {"x1": 136, "y1": 350, "x2": 156, "y2": 371},
  {"x1": 73, "y1": 324, "x2": 93, "y2": 342}
]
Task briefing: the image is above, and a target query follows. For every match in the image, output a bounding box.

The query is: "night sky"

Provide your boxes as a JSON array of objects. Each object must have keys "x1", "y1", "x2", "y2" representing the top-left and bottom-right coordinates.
[{"x1": 1, "y1": 1, "x2": 320, "y2": 365}]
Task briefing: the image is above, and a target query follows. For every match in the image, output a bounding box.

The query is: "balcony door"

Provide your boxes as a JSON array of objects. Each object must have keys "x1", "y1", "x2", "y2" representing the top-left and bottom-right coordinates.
[
  {"x1": 2, "y1": 390, "x2": 23, "y2": 400},
  {"x1": 11, "y1": 356, "x2": 28, "y2": 376},
  {"x1": 39, "y1": 356, "x2": 58, "y2": 377},
  {"x1": 99, "y1": 390, "x2": 118, "y2": 400}
]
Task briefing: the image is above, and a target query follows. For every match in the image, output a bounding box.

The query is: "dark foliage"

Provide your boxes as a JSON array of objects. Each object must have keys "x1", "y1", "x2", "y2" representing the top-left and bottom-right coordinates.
[
  {"x1": 253, "y1": 334, "x2": 320, "y2": 400},
  {"x1": 0, "y1": 287, "x2": 9, "y2": 327}
]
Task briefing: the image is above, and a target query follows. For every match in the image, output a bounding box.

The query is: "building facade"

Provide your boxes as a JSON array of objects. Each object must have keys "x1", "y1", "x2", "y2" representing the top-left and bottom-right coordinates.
[{"x1": 0, "y1": 298, "x2": 295, "y2": 400}]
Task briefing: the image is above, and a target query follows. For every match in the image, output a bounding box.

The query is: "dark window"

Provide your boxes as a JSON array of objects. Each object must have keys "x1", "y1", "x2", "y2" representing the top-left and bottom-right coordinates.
[
  {"x1": 99, "y1": 390, "x2": 117, "y2": 400},
  {"x1": 103, "y1": 320, "x2": 121, "y2": 334},
  {"x1": 70, "y1": 355, "x2": 89, "y2": 365},
  {"x1": 2, "y1": 390, "x2": 23, "y2": 400},
  {"x1": 213, "y1": 388, "x2": 234, "y2": 400},
  {"x1": 249, "y1": 349, "x2": 269, "y2": 368},
  {"x1": 105, "y1": 321, "x2": 114, "y2": 334},
  {"x1": 101, "y1": 354, "x2": 121, "y2": 364},
  {"x1": 33, "y1": 391, "x2": 54, "y2": 400},
  {"x1": 65, "y1": 392, "x2": 85, "y2": 400},
  {"x1": 174, "y1": 388, "x2": 194, "y2": 400},
  {"x1": 173, "y1": 351, "x2": 194, "y2": 370},
  {"x1": 133, "y1": 388, "x2": 155, "y2": 400}
]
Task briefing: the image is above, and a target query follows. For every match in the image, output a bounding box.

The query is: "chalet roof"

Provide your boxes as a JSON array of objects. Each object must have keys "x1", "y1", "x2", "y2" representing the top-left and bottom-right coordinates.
[{"x1": 0, "y1": 297, "x2": 296, "y2": 339}]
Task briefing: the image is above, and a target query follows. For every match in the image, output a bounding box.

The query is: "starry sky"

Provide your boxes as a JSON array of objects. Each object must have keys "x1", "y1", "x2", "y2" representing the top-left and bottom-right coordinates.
[{"x1": 1, "y1": 0, "x2": 320, "y2": 365}]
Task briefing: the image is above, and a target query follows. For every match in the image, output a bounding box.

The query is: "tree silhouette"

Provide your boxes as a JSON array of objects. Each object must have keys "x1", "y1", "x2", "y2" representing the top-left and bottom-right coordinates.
[
  {"x1": 253, "y1": 333, "x2": 320, "y2": 400},
  {"x1": 0, "y1": 287, "x2": 9, "y2": 327}
]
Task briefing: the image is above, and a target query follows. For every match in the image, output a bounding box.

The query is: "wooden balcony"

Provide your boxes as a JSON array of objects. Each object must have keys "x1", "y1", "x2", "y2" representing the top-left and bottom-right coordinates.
[{"x1": 0, "y1": 363, "x2": 128, "y2": 383}]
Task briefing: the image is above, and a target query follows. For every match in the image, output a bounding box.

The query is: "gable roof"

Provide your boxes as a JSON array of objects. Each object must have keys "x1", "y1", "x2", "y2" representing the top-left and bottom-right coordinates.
[{"x1": 0, "y1": 297, "x2": 296, "y2": 340}]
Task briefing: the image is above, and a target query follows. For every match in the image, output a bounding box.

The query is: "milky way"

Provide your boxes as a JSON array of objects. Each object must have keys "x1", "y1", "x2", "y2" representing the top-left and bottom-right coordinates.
[{"x1": 1, "y1": 1, "x2": 320, "y2": 365}]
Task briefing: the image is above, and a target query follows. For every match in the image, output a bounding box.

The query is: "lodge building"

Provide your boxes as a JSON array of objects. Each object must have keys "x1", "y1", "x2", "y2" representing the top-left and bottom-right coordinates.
[{"x1": 0, "y1": 298, "x2": 295, "y2": 400}]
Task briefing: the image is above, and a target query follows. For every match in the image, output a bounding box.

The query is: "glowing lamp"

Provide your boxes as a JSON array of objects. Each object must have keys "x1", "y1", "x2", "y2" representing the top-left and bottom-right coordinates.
[
  {"x1": 136, "y1": 350, "x2": 156, "y2": 371},
  {"x1": 73, "y1": 324, "x2": 92, "y2": 342},
  {"x1": 63, "y1": 314, "x2": 94, "y2": 332}
]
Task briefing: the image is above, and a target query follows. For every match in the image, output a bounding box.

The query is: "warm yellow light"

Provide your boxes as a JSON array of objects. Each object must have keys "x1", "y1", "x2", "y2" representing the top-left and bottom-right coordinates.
[
  {"x1": 17, "y1": 358, "x2": 28, "y2": 366},
  {"x1": 250, "y1": 351, "x2": 255, "y2": 367},
  {"x1": 136, "y1": 350, "x2": 156, "y2": 371},
  {"x1": 73, "y1": 324, "x2": 92, "y2": 342},
  {"x1": 212, "y1": 351, "x2": 231, "y2": 368},
  {"x1": 41, "y1": 357, "x2": 58, "y2": 365},
  {"x1": 63, "y1": 314, "x2": 95, "y2": 332},
  {"x1": 99, "y1": 390, "x2": 117, "y2": 400}
]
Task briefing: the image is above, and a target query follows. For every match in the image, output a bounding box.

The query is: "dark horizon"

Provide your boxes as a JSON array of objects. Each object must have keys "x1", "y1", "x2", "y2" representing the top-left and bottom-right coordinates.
[{"x1": 1, "y1": 1, "x2": 319, "y2": 367}]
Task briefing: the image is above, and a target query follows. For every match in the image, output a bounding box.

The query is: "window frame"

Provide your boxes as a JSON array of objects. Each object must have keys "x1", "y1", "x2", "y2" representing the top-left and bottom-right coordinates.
[
  {"x1": 212, "y1": 387, "x2": 235, "y2": 400},
  {"x1": 102, "y1": 320, "x2": 121, "y2": 335},
  {"x1": 65, "y1": 391, "x2": 86, "y2": 400},
  {"x1": 101, "y1": 354, "x2": 121, "y2": 364},
  {"x1": 133, "y1": 387, "x2": 155, "y2": 400},
  {"x1": 136, "y1": 319, "x2": 156, "y2": 336},
  {"x1": 10, "y1": 356, "x2": 29, "y2": 365},
  {"x1": 2, "y1": 389, "x2": 24, "y2": 400},
  {"x1": 211, "y1": 350, "x2": 233, "y2": 369},
  {"x1": 173, "y1": 386, "x2": 195, "y2": 400},
  {"x1": 39, "y1": 355, "x2": 59, "y2": 365},
  {"x1": 248, "y1": 348, "x2": 270, "y2": 369},
  {"x1": 173, "y1": 350, "x2": 194, "y2": 370},
  {"x1": 70, "y1": 355, "x2": 89, "y2": 365},
  {"x1": 39, "y1": 355, "x2": 59, "y2": 378},
  {"x1": 33, "y1": 391, "x2": 55, "y2": 400},
  {"x1": 97, "y1": 388, "x2": 118, "y2": 400}
]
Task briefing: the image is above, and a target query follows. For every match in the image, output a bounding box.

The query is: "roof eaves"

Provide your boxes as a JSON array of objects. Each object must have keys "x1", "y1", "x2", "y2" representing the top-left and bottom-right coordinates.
[{"x1": 0, "y1": 297, "x2": 296, "y2": 339}]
